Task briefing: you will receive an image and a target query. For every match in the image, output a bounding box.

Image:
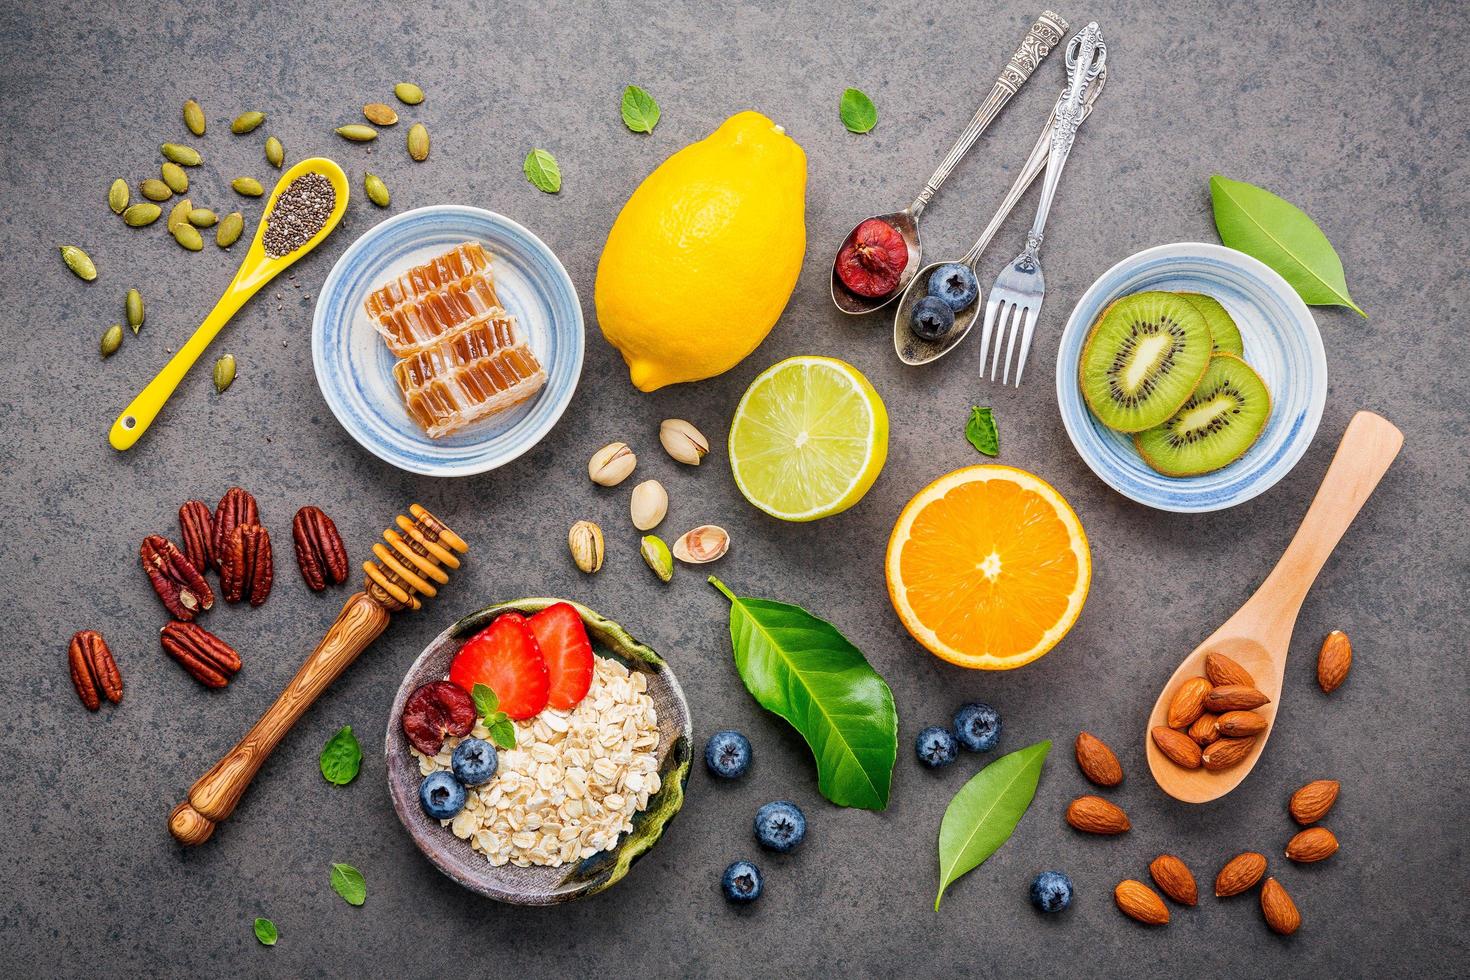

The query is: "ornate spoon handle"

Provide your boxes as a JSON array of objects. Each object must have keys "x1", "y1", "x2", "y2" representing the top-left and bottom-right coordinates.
[{"x1": 909, "y1": 10, "x2": 1068, "y2": 218}]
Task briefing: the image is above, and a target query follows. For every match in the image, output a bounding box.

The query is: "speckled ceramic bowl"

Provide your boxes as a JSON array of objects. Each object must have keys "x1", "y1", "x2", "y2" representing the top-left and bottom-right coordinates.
[
  {"x1": 1056, "y1": 242, "x2": 1326, "y2": 513},
  {"x1": 385, "y1": 599, "x2": 691, "y2": 905}
]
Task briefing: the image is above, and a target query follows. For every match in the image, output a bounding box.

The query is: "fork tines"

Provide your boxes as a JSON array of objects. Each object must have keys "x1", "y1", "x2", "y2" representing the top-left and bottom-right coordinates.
[{"x1": 978, "y1": 294, "x2": 1040, "y2": 387}]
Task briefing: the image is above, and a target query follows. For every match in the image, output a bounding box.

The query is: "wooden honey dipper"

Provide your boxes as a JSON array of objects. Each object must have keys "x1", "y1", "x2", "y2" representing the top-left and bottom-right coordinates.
[{"x1": 168, "y1": 504, "x2": 467, "y2": 845}]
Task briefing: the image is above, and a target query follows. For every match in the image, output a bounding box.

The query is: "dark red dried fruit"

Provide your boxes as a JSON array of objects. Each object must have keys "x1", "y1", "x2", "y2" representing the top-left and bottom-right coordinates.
[
  {"x1": 836, "y1": 217, "x2": 909, "y2": 297},
  {"x1": 401, "y1": 680, "x2": 477, "y2": 755}
]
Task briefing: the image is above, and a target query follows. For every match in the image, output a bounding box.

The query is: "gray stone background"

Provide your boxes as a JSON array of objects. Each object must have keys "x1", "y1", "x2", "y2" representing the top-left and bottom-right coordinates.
[{"x1": 1, "y1": 0, "x2": 1465, "y2": 976}]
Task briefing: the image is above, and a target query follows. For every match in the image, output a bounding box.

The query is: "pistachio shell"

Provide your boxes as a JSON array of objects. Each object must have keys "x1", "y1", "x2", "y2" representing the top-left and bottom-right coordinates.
[
  {"x1": 407, "y1": 123, "x2": 429, "y2": 161},
  {"x1": 125, "y1": 288, "x2": 144, "y2": 333},
  {"x1": 172, "y1": 223, "x2": 204, "y2": 251},
  {"x1": 213, "y1": 353, "x2": 236, "y2": 393},
  {"x1": 640, "y1": 535, "x2": 673, "y2": 583},
  {"x1": 160, "y1": 161, "x2": 189, "y2": 194},
  {"x1": 167, "y1": 198, "x2": 194, "y2": 232},
  {"x1": 335, "y1": 124, "x2": 378, "y2": 142},
  {"x1": 265, "y1": 136, "x2": 284, "y2": 168},
  {"x1": 394, "y1": 82, "x2": 425, "y2": 105},
  {"x1": 139, "y1": 178, "x2": 173, "y2": 202},
  {"x1": 364, "y1": 173, "x2": 390, "y2": 207},
  {"x1": 231, "y1": 177, "x2": 264, "y2": 197},
  {"x1": 100, "y1": 324, "x2": 123, "y2": 357},
  {"x1": 60, "y1": 245, "x2": 97, "y2": 281},
  {"x1": 183, "y1": 99, "x2": 206, "y2": 136},
  {"x1": 188, "y1": 208, "x2": 218, "y2": 228},
  {"x1": 672, "y1": 525, "x2": 730, "y2": 564},
  {"x1": 122, "y1": 203, "x2": 162, "y2": 227},
  {"x1": 160, "y1": 142, "x2": 202, "y2": 166},
  {"x1": 108, "y1": 178, "x2": 129, "y2": 214},
  {"x1": 231, "y1": 111, "x2": 265, "y2": 134},
  {"x1": 363, "y1": 102, "x2": 398, "y2": 126},
  {"x1": 216, "y1": 211, "x2": 244, "y2": 247}
]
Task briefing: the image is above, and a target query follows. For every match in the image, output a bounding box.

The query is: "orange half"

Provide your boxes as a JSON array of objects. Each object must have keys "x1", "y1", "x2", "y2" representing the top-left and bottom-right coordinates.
[{"x1": 886, "y1": 465, "x2": 1091, "y2": 670}]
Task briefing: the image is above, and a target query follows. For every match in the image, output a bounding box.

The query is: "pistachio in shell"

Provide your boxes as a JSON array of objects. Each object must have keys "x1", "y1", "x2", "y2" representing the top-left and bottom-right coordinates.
[
  {"x1": 167, "y1": 198, "x2": 194, "y2": 232},
  {"x1": 160, "y1": 142, "x2": 202, "y2": 166},
  {"x1": 363, "y1": 102, "x2": 398, "y2": 126},
  {"x1": 231, "y1": 111, "x2": 265, "y2": 134},
  {"x1": 265, "y1": 136, "x2": 284, "y2": 168},
  {"x1": 125, "y1": 288, "x2": 144, "y2": 334},
  {"x1": 188, "y1": 208, "x2": 218, "y2": 228},
  {"x1": 335, "y1": 124, "x2": 378, "y2": 142},
  {"x1": 139, "y1": 178, "x2": 173, "y2": 202},
  {"x1": 231, "y1": 177, "x2": 264, "y2": 197},
  {"x1": 122, "y1": 203, "x2": 162, "y2": 227},
  {"x1": 364, "y1": 173, "x2": 390, "y2": 207},
  {"x1": 394, "y1": 82, "x2": 425, "y2": 105},
  {"x1": 216, "y1": 211, "x2": 245, "y2": 247},
  {"x1": 183, "y1": 98, "x2": 206, "y2": 136},
  {"x1": 60, "y1": 245, "x2": 97, "y2": 281},
  {"x1": 407, "y1": 123, "x2": 429, "y2": 161},
  {"x1": 100, "y1": 324, "x2": 123, "y2": 357},
  {"x1": 172, "y1": 223, "x2": 204, "y2": 251},
  {"x1": 213, "y1": 353, "x2": 236, "y2": 393},
  {"x1": 108, "y1": 178, "x2": 129, "y2": 214},
  {"x1": 161, "y1": 162, "x2": 189, "y2": 194}
]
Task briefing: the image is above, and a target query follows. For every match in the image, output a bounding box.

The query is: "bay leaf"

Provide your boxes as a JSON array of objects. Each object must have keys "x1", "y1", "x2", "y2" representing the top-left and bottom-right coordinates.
[
  {"x1": 710, "y1": 577, "x2": 897, "y2": 810},
  {"x1": 620, "y1": 85, "x2": 661, "y2": 133},
  {"x1": 1209, "y1": 174, "x2": 1365, "y2": 317},
  {"x1": 935, "y1": 740, "x2": 1050, "y2": 909}
]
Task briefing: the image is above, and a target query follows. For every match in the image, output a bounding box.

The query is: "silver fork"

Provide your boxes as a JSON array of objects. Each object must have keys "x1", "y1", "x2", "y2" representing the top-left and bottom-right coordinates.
[{"x1": 980, "y1": 22, "x2": 1107, "y2": 386}]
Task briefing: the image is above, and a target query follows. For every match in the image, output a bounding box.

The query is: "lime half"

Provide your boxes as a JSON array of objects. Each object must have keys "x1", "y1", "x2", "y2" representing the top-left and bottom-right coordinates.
[{"x1": 728, "y1": 356, "x2": 888, "y2": 521}]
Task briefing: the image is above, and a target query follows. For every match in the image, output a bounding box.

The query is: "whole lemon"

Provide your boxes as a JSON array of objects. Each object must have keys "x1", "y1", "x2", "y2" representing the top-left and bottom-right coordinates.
[{"x1": 595, "y1": 111, "x2": 807, "y2": 391}]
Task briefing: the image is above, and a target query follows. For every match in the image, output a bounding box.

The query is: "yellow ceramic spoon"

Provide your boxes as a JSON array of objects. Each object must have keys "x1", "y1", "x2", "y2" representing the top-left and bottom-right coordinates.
[{"x1": 109, "y1": 158, "x2": 350, "y2": 450}]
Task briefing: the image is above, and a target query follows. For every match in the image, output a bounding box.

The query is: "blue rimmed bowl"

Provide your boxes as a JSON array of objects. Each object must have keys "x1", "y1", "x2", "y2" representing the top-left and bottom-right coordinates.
[
  {"x1": 1055, "y1": 243, "x2": 1326, "y2": 513},
  {"x1": 312, "y1": 206, "x2": 583, "y2": 476}
]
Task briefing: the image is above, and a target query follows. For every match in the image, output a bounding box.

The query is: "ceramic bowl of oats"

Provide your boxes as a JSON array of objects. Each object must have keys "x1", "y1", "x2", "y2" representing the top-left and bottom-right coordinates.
[{"x1": 386, "y1": 597, "x2": 692, "y2": 904}]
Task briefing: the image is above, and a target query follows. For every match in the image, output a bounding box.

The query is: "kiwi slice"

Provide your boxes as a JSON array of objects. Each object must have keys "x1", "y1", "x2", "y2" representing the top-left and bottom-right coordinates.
[
  {"x1": 1078, "y1": 291, "x2": 1214, "y2": 432},
  {"x1": 1134, "y1": 353, "x2": 1271, "y2": 476},
  {"x1": 1180, "y1": 292, "x2": 1244, "y2": 356}
]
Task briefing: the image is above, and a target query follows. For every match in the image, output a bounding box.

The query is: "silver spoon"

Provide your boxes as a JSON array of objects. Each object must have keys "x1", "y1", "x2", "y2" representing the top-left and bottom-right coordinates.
[
  {"x1": 830, "y1": 11, "x2": 1068, "y2": 315},
  {"x1": 893, "y1": 66, "x2": 1107, "y2": 366}
]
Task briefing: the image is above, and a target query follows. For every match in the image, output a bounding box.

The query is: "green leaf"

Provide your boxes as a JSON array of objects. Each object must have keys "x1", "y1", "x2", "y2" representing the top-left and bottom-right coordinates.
[
  {"x1": 329, "y1": 863, "x2": 366, "y2": 906},
  {"x1": 471, "y1": 683, "x2": 499, "y2": 722},
  {"x1": 710, "y1": 577, "x2": 897, "y2": 810},
  {"x1": 934, "y1": 740, "x2": 1050, "y2": 910},
  {"x1": 620, "y1": 85, "x2": 661, "y2": 133},
  {"x1": 839, "y1": 87, "x2": 877, "y2": 134},
  {"x1": 253, "y1": 917, "x2": 277, "y2": 946},
  {"x1": 489, "y1": 717, "x2": 517, "y2": 750},
  {"x1": 523, "y1": 149, "x2": 561, "y2": 193},
  {"x1": 965, "y1": 406, "x2": 999, "y2": 457},
  {"x1": 1209, "y1": 174, "x2": 1365, "y2": 316},
  {"x1": 319, "y1": 725, "x2": 362, "y2": 786}
]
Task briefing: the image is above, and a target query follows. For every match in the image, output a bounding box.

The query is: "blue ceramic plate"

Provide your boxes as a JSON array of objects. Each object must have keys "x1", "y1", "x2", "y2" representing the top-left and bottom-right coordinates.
[
  {"x1": 1055, "y1": 243, "x2": 1326, "y2": 513},
  {"x1": 312, "y1": 206, "x2": 583, "y2": 476}
]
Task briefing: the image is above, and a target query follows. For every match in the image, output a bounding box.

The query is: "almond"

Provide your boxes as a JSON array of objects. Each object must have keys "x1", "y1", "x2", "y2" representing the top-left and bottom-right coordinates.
[
  {"x1": 1205, "y1": 650, "x2": 1256, "y2": 688},
  {"x1": 1288, "y1": 779, "x2": 1340, "y2": 825},
  {"x1": 1148, "y1": 854, "x2": 1198, "y2": 906},
  {"x1": 1216, "y1": 709, "x2": 1268, "y2": 737},
  {"x1": 1151, "y1": 726, "x2": 1202, "y2": 769},
  {"x1": 1166, "y1": 676, "x2": 1212, "y2": 729},
  {"x1": 1317, "y1": 629, "x2": 1352, "y2": 693},
  {"x1": 1285, "y1": 826, "x2": 1338, "y2": 863},
  {"x1": 1201, "y1": 736, "x2": 1256, "y2": 771},
  {"x1": 1260, "y1": 877, "x2": 1301, "y2": 935},
  {"x1": 1215, "y1": 851, "x2": 1267, "y2": 897},
  {"x1": 1188, "y1": 712, "x2": 1221, "y2": 746},
  {"x1": 1114, "y1": 879, "x2": 1169, "y2": 925},
  {"x1": 1205, "y1": 684, "x2": 1270, "y2": 712},
  {"x1": 1065, "y1": 794, "x2": 1130, "y2": 835},
  {"x1": 1074, "y1": 731, "x2": 1124, "y2": 787}
]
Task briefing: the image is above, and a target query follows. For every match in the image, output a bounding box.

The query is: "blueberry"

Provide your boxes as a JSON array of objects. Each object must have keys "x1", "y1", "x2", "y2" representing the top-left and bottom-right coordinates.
[
  {"x1": 704, "y1": 730, "x2": 752, "y2": 779},
  {"x1": 722, "y1": 860, "x2": 763, "y2": 903},
  {"x1": 953, "y1": 701, "x2": 1002, "y2": 752},
  {"x1": 915, "y1": 726, "x2": 959, "y2": 768},
  {"x1": 753, "y1": 800, "x2": 806, "y2": 853},
  {"x1": 911, "y1": 295, "x2": 956, "y2": 341},
  {"x1": 418, "y1": 770, "x2": 466, "y2": 820},
  {"x1": 928, "y1": 262, "x2": 979, "y2": 311},
  {"x1": 1029, "y1": 871, "x2": 1074, "y2": 913},
  {"x1": 451, "y1": 737, "x2": 498, "y2": 786}
]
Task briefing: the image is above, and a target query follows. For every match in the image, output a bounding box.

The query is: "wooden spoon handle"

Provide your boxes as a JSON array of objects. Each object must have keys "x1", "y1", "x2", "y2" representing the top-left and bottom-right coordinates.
[
  {"x1": 1254, "y1": 411, "x2": 1403, "y2": 618},
  {"x1": 168, "y1": 592, "x2": 390, "y2": 845}
]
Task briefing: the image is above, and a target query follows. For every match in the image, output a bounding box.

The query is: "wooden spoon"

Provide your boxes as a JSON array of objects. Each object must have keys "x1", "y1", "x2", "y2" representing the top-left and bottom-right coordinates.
[{"x1": 1146, "y1": 411, "x2": 1403, "y2": 803}]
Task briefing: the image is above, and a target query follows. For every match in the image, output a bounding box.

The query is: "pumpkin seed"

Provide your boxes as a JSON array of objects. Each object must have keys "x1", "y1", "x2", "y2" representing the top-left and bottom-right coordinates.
[
  {"x1": 188, "y1": 208, "x2": 218, "y2": 228},
  {"x1": 173, "y1": 223, "x2": 204, "y2": 251},
  {"x1": 216, "y1": 211, "x2": 244, "y2": 247},
  {"x1": 364, "y1": 173, "x2": 390, "y2": 207},
  {"x1": 126, "y1": 288, "x2": 144, "y2": 333},
  {"x1": 231, "y1": 111, "x2": 265, "y2": 134},
  {"x1": 108, "y1": 178, "x2": 129, "y2": 214},
  {"x1": 363, "y1": 103, "x2": 398, "y2": 126},
  {"x1": 394, "y1": 82, "x2": 425, "y2": 105},
  {"x1": 407, "y1": 123, "x2": 429, "y2": 161},
  {"x1": 183, "y1": 98, "x2": 206, "y2": 136},
  {"x1": 213, "y1": 353, "x2": 236, "y2": 393},
  {"x1": 161, "y1": 162, "x2": 189, "y2": 194},
  {"x1": 265, "y1": 135, "x2": 284, "y2": 168},
  {"x1": 101, "y1": 324, "x2": 123, "y2": 357},
  {"x1": 122, "y1": 203, "x2": 161, "y2": 227},
  {"x1": 60, "y1": 245, "x2": 97, "y2": 281},
  {"x1": 232, "y1": 177, "x2": 264, "y2": 197},
  {"x1": 335, "y1": 124, "x2": 378, "y2": 142},
  {"x1": 140, "y1": 178, "x2": 173, "y2": 202},
  {"x1": 167, "y1": 198, "x2": 194, "y2": 232},
  {"x1": 160, "y1": 142, "x2": 202, "y2": 166}
]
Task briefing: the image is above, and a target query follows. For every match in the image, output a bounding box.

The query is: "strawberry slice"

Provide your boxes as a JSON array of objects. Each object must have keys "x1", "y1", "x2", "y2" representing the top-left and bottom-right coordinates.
[
  {"x1": 449, "y1": 612, "x2": 549, "y2": 720},
  {"x1": 528, "y1": 602, "x2": 594, "y2": 710}
]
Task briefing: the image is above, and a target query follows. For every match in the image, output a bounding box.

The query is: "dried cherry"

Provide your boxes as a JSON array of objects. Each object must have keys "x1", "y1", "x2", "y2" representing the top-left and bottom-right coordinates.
[
  {"x1": 835, "y1": 218, "x2": 909, "y2": 297},
  {"x1": 401, "y1": 680, "x2": 477, "y2": 755}
]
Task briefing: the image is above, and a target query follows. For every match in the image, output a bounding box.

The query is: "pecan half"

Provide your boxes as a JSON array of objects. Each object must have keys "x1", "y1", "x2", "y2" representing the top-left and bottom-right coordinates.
[
  {"x1": 160, "y1": 620, "x2": 240, "y2": 688},
  {"x1": 222, "y1": 523, "x2": 273, "y2": 606},
  {"x1": 141, "y1": 534, "x2": 214, "y2": 621},
  {"x1": 68, "y1": 629, "x2": 123, "y2": 710},
  {"x1": 211, "y1": 487, "x2": 259, "y2": 573},
  {"x1": 178, "y1": 499, "x2": 214, "y2": 575},
  {"x1": 292, "y1": 505, "x2": 350, "y2": 591}
]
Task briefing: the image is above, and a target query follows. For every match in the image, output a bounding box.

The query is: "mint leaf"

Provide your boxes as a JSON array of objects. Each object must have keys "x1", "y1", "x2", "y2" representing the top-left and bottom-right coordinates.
[
  {"x1": 839, "y1": 88, "x2": 877, "y2": 134},
  {"x1": 330, "y1": 863, "x2": 366, "y2": 906},
  {"x1": 965, "y1": 406, "x2": 999, "y2": 457},
  {"x1": 319, "y1": 725, "x2": 362, "y2": 786},
  {"x1": 523, "y1": 149, "x2": 561, "y2": 193},
  {"x1": 253, "y1": 917, "x2": 277, "y2": 946},
  {"x1": 489, "y1": 717, "x2": 517, "y2": 750},
  {"x1": 620, "y1": 85, "x2": 660, "y2": 133},
  {"x1": 471, "y1": 683, "x2": 499, "y2": 722}
]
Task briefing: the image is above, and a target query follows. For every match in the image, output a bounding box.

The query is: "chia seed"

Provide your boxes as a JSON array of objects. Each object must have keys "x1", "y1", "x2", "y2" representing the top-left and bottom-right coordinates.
[{"x1": 262, "y1": 172, "x2": 335, "y2": 258}]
